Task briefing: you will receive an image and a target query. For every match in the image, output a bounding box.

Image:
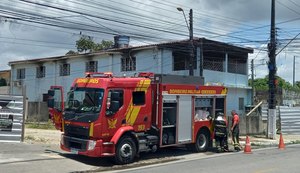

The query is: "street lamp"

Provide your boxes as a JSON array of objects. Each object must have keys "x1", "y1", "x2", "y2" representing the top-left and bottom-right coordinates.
[
  {"x1": 177, "y1": 7, "x2": 194, "y2": 76},
  {"x1": 293, "y1": 56, "x2": 299, "y2": 87}
]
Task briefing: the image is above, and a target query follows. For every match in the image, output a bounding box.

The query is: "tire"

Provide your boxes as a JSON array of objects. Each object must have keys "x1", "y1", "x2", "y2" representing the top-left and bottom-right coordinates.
[
  {"x1": 115, "y1": 136, "x2": 137, "y2": 164},
  {"x1": 194, "y1": 130, "x2": 210, "y2": 152}
]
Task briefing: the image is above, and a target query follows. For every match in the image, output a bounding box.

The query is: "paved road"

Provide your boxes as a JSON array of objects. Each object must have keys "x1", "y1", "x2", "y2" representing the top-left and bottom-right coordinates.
[
  {"x1": 0, "y1": 142, "x2": 219, "y2": 173},
  {"x1": 1, "y1": 142, "x2": 300, "y2": 173},
  {"x1": 116, "y1": 144, "x2": 300, "y2": 173},
  {"x1": 0, "y1": 143, "x2": 97, "y2": 173}
]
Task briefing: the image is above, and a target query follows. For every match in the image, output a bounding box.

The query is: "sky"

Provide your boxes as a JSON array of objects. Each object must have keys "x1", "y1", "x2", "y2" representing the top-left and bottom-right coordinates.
[{"x1": 1, "y1": 0, "x2": 300, "y2": 83}]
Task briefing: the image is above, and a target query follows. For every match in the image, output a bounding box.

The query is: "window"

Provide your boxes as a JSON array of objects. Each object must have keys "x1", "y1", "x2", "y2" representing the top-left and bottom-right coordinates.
[
  {"x1": 228, "y1": 54, "x2": 247, "y2": 75},
  {"x1": 36, "y1": 66, "x2": 45, "y2": 78},
  {"x1": 203, "y1": 51, "x2": 225, "y2": 72},
  {"x1": 121, "y1": 56, "x2": 136, "y2": 71},
  {"x1": 106, "y1": 90, "x2": 124, "y2": 115},
  {"x1": 132, "y1": 91, "x2": 145, "y2": 105},
  {"x1": 60, "y1": 63, "x2": 70, "y2": 76},
  {"x1": 239, "y1": 97, "x2": 244, "y2": 110},
  {"x1": 173, "y1": 51, "x2": 196, "y2": 71},
  {"x1": 17, "y1": 68, "x2": 25, "y2": 79},
  {"x1": 86, "y1": 61, "x2": 98, "y2": 72}
]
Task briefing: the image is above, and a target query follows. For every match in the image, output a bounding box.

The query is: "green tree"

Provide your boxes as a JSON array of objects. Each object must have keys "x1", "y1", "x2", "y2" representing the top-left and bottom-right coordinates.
[
  {"x1": 76, "y1": 35, "x2": 95, "y2": 53},
  {"x1": 94, "y1": 40, "x2": 114, "y2": 51},
  {"x1": 296, "y1": 81, "x2": 300, "y2": 89},
  {"x1": 75, "y1": 36, "x2": 113, "y2": 53},
  {"x1": 249, "y1": 75, "x2": 299, "y2": 91}
]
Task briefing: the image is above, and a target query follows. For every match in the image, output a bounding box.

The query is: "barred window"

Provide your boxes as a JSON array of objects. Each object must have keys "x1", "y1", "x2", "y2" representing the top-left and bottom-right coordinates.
[
  {"x1": 228, "y1": 54, "x2": 247, "y2": 75},
  {"x1": 36, "y1": 66, "x2": 45, "y2": 78},
  {"x1": 203, "y1": 52, "x2": 225, "y2": 72},
  {"x1": 203, "y1": 58, "x2": 224, "y2": 72},
  {"x1": 17, "y1": 68, "x2": 25, "y2": 79},
  {"x1": 121, "y1": 56, "x2": 136, "y2": 71},
  {"x1": 173, "y1": 51, "x2": 196, "y2": 71},
  {"x1": 60, "y1": 63, "x2": 70, "y2": 76},
  {"x1": 86, "y1": 61, "x2": 98, "y2": 72}
]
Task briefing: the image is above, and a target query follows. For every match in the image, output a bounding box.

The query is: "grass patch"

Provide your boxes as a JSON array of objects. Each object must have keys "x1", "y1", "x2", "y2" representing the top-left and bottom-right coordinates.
[
  {"x1": 291, "y1": 140, "x2": 300, "y2": 144},
  {"x1": 26, "y1": 120, "x2": 56, "y2": 130}
]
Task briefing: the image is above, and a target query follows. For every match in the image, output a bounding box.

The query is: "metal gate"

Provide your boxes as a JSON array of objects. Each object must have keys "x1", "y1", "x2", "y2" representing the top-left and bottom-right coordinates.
[
  {"x1": 0, "y1": 95, "x2": 24, "y2": 142},
  {"x1": 262, "y1": 105, "x2": 300, "y2": 135},
  {"x1": 280, "y1": 106, "x2": 300, "y2": 135}
]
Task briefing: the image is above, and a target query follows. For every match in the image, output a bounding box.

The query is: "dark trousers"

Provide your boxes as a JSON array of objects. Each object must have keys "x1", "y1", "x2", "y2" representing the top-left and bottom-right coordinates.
[
  {"x1": 215, "y1": 135, "x2": 228, "y2": 151},
  {"x1": 232, "y1": 128, "x2": 240, "y2": 149}
]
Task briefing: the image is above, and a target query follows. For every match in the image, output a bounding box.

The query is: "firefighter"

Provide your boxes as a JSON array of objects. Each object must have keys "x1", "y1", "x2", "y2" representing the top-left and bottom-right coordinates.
[
  {"x1": 214, "y1": 112, "x2": 228, "y2": 152},
  {"x1": 231, "y1": 110, "x2": 241, "y2": 151}
]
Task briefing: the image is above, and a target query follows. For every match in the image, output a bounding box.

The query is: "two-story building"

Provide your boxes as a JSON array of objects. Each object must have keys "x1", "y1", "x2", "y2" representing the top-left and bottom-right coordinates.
[{"x1": 9, "y1": 37, "x2": 253, "y2": 116}]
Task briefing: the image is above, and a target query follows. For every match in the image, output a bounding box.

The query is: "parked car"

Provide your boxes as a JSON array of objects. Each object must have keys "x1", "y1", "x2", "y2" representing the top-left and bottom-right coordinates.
[{"x1": 0, "y1": 113, "x2": 13, "y2": 131}]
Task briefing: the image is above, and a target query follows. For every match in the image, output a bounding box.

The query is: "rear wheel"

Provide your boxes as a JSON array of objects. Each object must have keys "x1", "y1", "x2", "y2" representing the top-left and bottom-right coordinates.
[
  {"x1": 115, "y1": 136, "x2": 136, "y2": 164},
  {"x1": 194, "y1": 130, "x2": 210, "y2": 152}
]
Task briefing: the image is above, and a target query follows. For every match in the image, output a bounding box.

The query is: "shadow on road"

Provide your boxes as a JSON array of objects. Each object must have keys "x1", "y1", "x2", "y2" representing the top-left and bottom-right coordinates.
[{"x1": 44, "y1": 146, "x2": 224, "y2": 172}]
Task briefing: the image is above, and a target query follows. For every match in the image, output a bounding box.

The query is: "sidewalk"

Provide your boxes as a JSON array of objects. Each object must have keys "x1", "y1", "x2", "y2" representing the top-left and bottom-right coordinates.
[
  {"x1": 24, "y1": 128, "x2": 300, "y2": 149},
  {"x1": 238, "y1": 134, "x2": 300, "y2": 147}
]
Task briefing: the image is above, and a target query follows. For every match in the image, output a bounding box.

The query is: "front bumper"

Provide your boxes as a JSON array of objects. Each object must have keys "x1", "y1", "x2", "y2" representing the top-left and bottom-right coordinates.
[{"x1": 60, "y1": 134, "x2": 115, "y2": 157}]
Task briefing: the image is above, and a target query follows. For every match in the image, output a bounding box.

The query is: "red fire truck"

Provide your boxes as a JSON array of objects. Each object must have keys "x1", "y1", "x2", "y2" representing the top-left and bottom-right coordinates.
[{"x1": 48, "y1": 72, "x2": 227, "y2": 164}]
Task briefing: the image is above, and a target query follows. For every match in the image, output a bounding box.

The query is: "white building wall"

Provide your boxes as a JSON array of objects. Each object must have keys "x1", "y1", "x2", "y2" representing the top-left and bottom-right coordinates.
[{"x1": 10, "y1": 47, "x2": 251, "y2": 113}]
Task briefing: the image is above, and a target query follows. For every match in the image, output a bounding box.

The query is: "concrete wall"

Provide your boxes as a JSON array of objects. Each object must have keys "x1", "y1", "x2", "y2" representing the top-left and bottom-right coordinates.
[
  {"x1": 27, "y1": 102, "x2": 49, "y2": 121},
  {"x1": 228, "y1": 115, "x2": 264, "y2": 135},
  {"x1": 0, "y1": 86, "x2": 9, "y2": 94}
]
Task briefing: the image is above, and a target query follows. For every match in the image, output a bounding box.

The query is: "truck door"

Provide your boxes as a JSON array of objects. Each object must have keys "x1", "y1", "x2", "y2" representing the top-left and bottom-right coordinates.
[
  {"x1": 47, "y1": 86, "x2": 64, "y2": 130},
  {"x1": 178, "y1": 95, "x2": 192, "y2": 143},
  {"x1": 104, "y1": 89, "x2": 125, "y2": 134}
]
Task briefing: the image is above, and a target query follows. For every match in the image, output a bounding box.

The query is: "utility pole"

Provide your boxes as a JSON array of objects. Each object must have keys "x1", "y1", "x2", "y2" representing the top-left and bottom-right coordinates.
[
  {"x1": 267, "y1": 0, "x2": 277, "y2": 139},
  {"x1": 293, "y1": 56, "x2": 296, "y2": 87},
  {"x1": 251, "y1": 59, "x2": 254, "y2": 105},
  {"x1": 177, "y1": 8, "x2": 194, "y2": 76},
  {"x1": 189, "y1": 9, "x2": 194, "y2": 76}
]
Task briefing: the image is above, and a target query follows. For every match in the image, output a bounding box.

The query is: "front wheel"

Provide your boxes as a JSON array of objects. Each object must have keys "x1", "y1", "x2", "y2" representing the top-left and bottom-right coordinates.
[
  {"x1": 194, "y1": 130, "x2": 210, "y2": 152},
  {"x1": 115, "y1": 136, "x2": 136, "y2": 164}
]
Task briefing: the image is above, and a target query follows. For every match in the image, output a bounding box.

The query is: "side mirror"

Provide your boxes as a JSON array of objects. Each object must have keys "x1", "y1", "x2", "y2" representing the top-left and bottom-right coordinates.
[
  {"x1": 48, "y1": 89, "x2": 55, "y2": 97},
  {"x1": 48, "y1": 98, "x2": 54, "y2": 108}
]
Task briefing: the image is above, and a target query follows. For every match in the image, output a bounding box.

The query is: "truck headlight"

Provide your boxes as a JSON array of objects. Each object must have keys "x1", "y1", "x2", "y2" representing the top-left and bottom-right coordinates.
[{"x1": 87, "y1": 140, "x2": 96, "y2": 150}]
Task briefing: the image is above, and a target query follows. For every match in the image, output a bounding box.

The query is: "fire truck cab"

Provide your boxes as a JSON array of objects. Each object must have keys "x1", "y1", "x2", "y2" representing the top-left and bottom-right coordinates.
[{"x1": 48, "y1": 72, "x2": 227, "y2": 164}]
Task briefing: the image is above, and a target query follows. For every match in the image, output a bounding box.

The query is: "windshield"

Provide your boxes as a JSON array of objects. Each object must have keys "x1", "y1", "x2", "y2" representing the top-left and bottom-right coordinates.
[{"x1": 64, "y1": 88, "x2": 104, "y2": 122}]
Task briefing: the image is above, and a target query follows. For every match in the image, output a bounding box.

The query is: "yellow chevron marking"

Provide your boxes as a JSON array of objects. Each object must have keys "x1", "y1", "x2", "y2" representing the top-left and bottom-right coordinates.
[{"x1": 125, "y1": 79, "x2": 151, "y2": 125}]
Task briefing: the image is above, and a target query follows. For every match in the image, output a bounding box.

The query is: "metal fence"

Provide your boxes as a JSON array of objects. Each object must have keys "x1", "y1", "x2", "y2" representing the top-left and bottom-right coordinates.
[
  {"x1": 261, "y1": 105, "x2": 300, "y2": 135},
  {"x1": 280, "y1": 106, "x2": 300, "y2": 134},
  {"x1": 0, "y1": 95, "x2": 24, "y2": 142}
]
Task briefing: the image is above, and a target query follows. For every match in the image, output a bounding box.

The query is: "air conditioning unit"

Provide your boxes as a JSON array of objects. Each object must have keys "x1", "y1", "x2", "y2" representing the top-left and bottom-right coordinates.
[{"x1": 13, "y1": 80, "x2": 23, "y2": 87}]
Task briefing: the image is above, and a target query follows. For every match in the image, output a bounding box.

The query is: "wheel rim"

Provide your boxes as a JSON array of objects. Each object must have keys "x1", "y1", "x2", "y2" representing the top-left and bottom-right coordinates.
[
  {"x1": 120, "y1": 143, "x2": 132, "y2": 158},
  {"x1": 198, "y1": 134, "x2": 207, "y2": 149}
]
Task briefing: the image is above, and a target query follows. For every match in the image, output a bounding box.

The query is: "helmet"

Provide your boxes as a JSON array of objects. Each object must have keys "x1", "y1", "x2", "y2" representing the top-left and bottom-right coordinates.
[{"x1": 217, "y1": 112, "x2": 224, "y2": 117}]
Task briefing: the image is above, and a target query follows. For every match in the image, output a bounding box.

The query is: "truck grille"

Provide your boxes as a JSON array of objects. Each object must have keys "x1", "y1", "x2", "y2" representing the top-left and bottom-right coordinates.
[{"x1": 64, "y1": 124, "x2": 89, "y2": 139}]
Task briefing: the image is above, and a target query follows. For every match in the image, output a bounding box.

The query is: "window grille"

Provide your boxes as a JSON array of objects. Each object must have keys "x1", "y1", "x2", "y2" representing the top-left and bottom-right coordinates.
[{"x1": 59, "y1": 63, "x2": 70, "y2": 76}]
